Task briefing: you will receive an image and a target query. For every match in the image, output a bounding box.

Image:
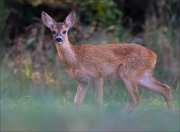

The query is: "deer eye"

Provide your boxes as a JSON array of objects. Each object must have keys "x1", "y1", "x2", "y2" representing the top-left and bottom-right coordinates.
[
  {"x1": 62, "y1": 30, "x2": 66, "y2": 34},
  {"x1": 52, "y1": 30, "x2": 56, "y2": 34}
]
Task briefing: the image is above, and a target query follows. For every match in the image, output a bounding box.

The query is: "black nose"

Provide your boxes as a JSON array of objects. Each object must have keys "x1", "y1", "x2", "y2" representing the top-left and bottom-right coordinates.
[{"x1": 56, "y1": 37, "x2": 62, "y2": 42}]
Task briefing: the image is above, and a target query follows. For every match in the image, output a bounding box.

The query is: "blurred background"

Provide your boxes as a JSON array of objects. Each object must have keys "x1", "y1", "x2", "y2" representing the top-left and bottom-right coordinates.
[{"x1": 0, "y1": 0, "x2": 180, "y2": 131}]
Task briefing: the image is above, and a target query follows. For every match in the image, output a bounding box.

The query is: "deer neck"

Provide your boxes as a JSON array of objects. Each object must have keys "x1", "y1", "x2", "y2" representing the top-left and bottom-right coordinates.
[{"x1": 55, "y1": 41, "x2": 79, "y2": 69}]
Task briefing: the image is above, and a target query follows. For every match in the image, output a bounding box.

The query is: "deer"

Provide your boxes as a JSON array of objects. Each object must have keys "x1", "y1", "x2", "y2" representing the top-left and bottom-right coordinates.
[{"x1": 41, "y1": 10, "x2": 173, "y2": 112}]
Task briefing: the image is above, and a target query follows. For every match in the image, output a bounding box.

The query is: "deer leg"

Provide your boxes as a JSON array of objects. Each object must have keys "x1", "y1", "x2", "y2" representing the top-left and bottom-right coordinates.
[
  {"x1": 74, "y1": 82, "x2": 88, "y2": 106},
  {"x1": 123, "y1": 79, "x2": 140, "y2": 112},
  {"x1": 140, "y1": 73, "x2": 174, "y2": 111},
  {"x1": 92, "y1": 78, "x2": 103, "y2": 108}
]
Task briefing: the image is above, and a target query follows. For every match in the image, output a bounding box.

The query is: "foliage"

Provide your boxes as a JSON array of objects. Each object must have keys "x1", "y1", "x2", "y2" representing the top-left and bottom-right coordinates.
[
  {"x1": 5, "y1": 0, "x2": 122, "y2": 26},
  {"x1": 154, "y1": 0, "x2": 179, "y2": 27}
]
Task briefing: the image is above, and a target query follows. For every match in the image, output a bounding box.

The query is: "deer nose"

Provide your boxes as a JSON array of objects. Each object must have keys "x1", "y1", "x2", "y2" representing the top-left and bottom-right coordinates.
[{"x1": 56, "y1": 37, "x2": 62, "y2": 43}]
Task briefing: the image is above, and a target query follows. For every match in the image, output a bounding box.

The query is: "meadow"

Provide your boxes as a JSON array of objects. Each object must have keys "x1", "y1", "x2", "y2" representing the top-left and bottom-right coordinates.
[{"x1": 1, "y1": 56, "x2": 179, "y2": 131}]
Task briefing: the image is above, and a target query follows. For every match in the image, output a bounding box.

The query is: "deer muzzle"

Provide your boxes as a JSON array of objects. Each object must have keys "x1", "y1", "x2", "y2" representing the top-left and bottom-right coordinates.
[{"x1": 56, "y1": 36, "x2": 63, "y2": 44}]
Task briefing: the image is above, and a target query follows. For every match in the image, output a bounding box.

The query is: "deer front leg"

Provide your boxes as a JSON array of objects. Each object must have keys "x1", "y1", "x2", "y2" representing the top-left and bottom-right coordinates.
[
  {"x1": 123, "y1": 79, "x2": 140, "y2": 113},
  {"x1": 92, "y1": 78, "x2": 103, "y2": 108},
  {"x1": 74, "y1": 82, "x2": 88, "y2": 107}
]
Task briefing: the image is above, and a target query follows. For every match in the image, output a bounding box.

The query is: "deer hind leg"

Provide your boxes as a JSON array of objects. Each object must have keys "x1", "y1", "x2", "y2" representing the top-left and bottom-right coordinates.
[
  {"x1": 74, "y1": 82, "x2": 88, "y2": 106},
  {"x1": 123, "y1": 79, "x2": 140, "y2": 112},
  {"x1": 140, "y1": 71, "x2": 174, "y2": 111}
]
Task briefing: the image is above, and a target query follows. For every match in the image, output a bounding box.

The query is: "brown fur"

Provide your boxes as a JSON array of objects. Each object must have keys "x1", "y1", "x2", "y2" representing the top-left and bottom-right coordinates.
[{"x1": 41, "y1": 11, "x2": 173, "y2": 112}]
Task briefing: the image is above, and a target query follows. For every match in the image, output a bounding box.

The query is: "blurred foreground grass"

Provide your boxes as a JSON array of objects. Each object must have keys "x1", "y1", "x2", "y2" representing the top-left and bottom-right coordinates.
[
  {"x1": 0, "y1": 65, "x2": 179, "y2": 131},
  {"x1": 1, "y1": 99, "x2": 179, "y2": 131}
]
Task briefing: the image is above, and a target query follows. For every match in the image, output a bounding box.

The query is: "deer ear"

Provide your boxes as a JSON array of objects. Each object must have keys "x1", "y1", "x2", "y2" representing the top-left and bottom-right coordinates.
[
  {"x1": 41, "y1": 11, "x2": 55, "y2": 29},
  {"x1": 65, "y1": 11, "x2": 76, "y2": 29}
]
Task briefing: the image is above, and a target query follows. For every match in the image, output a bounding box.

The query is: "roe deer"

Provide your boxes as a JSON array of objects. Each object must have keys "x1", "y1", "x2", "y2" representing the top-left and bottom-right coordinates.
[{"x1": 41, "y1": 11, "x2": 173, "y2": 112}]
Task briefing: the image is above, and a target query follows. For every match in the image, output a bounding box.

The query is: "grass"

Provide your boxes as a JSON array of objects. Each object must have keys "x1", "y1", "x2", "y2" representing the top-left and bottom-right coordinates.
[
  {"x1": 0, "y1": 64, "x2": 179, "y2": 131},
  {"x1": 1, "y1": 98, "x2": 179, "y2": 131}
]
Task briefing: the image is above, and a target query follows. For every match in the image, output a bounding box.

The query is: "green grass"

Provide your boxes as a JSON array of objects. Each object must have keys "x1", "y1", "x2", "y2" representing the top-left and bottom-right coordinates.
[{"x1": 0, "y1": 66, "x2": 179, "y2": 131}]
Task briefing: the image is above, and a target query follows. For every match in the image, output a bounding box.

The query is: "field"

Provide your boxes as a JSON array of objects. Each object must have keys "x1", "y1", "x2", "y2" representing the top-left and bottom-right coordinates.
[{"x1": 1, "y1": 63, "x2": 179, "y2": 131}]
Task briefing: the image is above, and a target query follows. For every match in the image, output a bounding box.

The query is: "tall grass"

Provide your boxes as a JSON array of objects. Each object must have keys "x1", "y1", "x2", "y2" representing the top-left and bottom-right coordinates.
[{"x1": 1, "y1": 61, "x2": 179, "y2": 131}]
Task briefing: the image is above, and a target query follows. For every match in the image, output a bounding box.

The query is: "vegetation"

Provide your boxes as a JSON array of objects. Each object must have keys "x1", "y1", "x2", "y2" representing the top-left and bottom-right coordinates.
[{"x1": 1, "y1": 0, "x2": 179, "y2": 131}]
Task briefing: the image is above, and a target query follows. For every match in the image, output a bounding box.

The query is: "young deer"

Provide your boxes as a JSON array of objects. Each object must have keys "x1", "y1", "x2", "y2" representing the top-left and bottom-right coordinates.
[{"x1": 41, "y1": 11, "x2": 173, "y2": 112}]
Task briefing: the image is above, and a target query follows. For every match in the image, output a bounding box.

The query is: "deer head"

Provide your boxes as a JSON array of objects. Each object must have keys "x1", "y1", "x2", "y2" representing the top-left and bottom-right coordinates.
[{"x1": 41, "y1": 11, "x2": 76, "y2": 45}]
